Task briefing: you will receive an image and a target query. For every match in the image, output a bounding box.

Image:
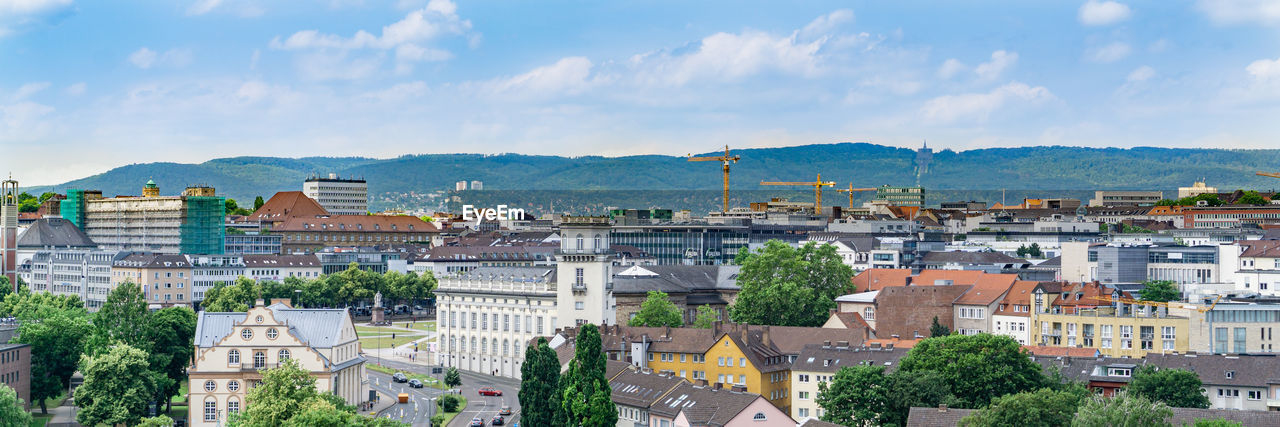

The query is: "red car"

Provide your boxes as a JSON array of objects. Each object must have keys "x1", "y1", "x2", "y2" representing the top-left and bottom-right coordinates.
[{"x1": 478, "y1": 386, "x2": 503, "y2": 396}]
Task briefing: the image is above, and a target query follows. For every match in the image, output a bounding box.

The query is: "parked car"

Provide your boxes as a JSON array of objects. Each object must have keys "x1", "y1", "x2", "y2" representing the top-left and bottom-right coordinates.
[
  {"x1": 498, "y1": 405, "x2": 512, "y2": 416},
  {"x1": 413, "y1": 305, "x2": 423, "y2": 311},
  {"x1": 408, "y1": 379, "x2": 423, "y2": 388},
  {"x1": 491, "y1": 415, "x2": 505, "y2": 425},
  {"x1": 392, "y1": 373, "x2": 408, "y2": 383},
  {"x1": 469, "y1": 418, "x2": 484, "y2": 427},
  {"x1": 478, "y1": 386, "x2": 503, "y2": 396}
]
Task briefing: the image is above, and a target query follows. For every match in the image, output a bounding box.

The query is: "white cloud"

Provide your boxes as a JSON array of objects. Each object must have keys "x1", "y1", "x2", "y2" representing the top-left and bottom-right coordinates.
[
  {"x1": 128, "y1": 47, "x2": 193, "y2": 69},
  {"x1": 1127, "y1": 65, "x2": 1155, "y2": 82},
  {"x1": 482, "y1": 57, "x2": 598, "y2": 98},
  {"x1": 937, "y1": 58, "x2": 966, "y2": 79},
  {"x1": 360, "y1": 81, "x2": 429, "y2": 103},
  {"x1": 1247, "y1": 57, "x2": 1280, "y2": 81},
  {"x1": 0, "y1": 0, "x2": 73, "y2": 36},
  {"x1": 920, "y1": 82, "x2": 1055, "y2": 123},
  {"x1": 1148, "y1": 39, "x2": 1171, "y2": 53},
  {"x1": 974, "y1": 50, "x2": 1018, "y2": 80},
  {"x1": 11, "y1": 82, "x2": 50, "y2": 100},
  {"x1": 272, "y1": 0, "x2": 470, "y2": 50},
  {"x1": 65, "y1": 82, "x2": 86, "y2": 95},
  {"x1": 798, "y1": 9, "x2": 853, "y2": 40},
  {"x1": 1197, "y1": 0, "x2": 1280, "y2": 26},
  {"x1": 294, "y1": 51, "x2": 383, "y2": 81},
  {"x1": 1088, "y1": 42, "x2": 1131, "y2": 63},
  {"x1": 186, "y1": 0, "x2": 221, "y2": 15},
  {"x1": 1079, "y1": 1, "x2": 1132, "y2": 26},
  {"x1": 631, "y1": 30, "x2": 824, "y2": 86}
]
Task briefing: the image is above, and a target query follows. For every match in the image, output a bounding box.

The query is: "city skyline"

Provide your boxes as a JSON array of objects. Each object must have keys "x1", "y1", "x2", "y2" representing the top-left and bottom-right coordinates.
[{"x1": 4, "y1": 0, "x2": 1280, "y2": 185}]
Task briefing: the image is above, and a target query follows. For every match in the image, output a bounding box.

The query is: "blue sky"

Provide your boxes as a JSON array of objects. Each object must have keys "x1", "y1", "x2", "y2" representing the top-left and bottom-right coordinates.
[{"x1": 3, "y1": 0, "x2": 1280, "y2": 185}]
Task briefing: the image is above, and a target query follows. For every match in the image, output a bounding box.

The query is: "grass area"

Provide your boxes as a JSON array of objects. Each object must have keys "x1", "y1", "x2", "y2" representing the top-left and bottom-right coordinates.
[
  {"x1": 394, "y1": 321, "x2": 436, "y2": 332},
  {"x1": 162, "y1": 404, "x2": 189, "y2": 421},
  {"x1": 171, "y1": 380, "x2": 189, "y2": 405},
  {"x1": 355, "y1": 326, "x2": 422, "y2": 335},
  {"x1": 38, "y1": 391, "x2": 67, "y2": 413},
  {"x1": 359, "y1": 334, "x2": 425, "y2": 349},
  {"x1": 437, "y1": 396, "x2": 467, "y2": 426},
  {"x1": 29, "y1": 414, "x2": 50, "y2": 427}
]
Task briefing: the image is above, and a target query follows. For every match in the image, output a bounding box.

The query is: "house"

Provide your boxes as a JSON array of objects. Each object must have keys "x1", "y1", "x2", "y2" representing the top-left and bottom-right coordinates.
[
  {"x1": 1030, "y1": 282, "x2": 1192, "y2": 358},
  {"x1": 647, "y1": 381, "x2": 795, "y2": 427},
  {"x1": 874, "y1": 285, "x2": 971, "y2": 340},
  {"x1": 906, "y1": 405, "x2": 1280, "y2": 426},
  {"x1": 608, "y1": 362, "x2": 686, "y2": 427},
  {"x1": 991, "y1": 280, "x2": 1039, "y2": 344},
  {"x1": 613, "y1": 265, "x2": 740, "y2": 324},
  {"x1": 1146, "y1": 353, "x2": 1279, "y2": 411},
  {"x1": 247, "y1": 191, "x2": 330, "y2": 228},
  {"x1": 188, "y1": 302, "x2": 366, "y2": 427},
  {"x1": 850, "y1": 268, "x2": 911, "y2": 293},
  {"x1": 1236, "y1": 240, "x2": 1280, "y2": 297},
  {"x1": 274, "y1": 215, "x2": 438, "y2": 253},
  {"x1": 833, "y1": 291, "x2": 878, "y2": 329},
  {"x1": 789, "y1": 343, "x2": 908, "y2": 422},
  {"x1": 242, "y1": 254, "x2": 322, "y2": 282},
  {"x1": 112, "y1": 253, "x2": 193, "y2": 309},
  {"x1": 919, "y1": 251, "x2": 1029, "y2": 273},
  {"x1": 951, "y1": 273, "x2": 1018, "y2": 335}
]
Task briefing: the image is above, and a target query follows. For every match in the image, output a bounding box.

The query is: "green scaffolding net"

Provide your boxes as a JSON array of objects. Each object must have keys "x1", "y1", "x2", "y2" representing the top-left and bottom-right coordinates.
[{"x1": 181, "y1": 196, "x2": 226, "y2": 254}]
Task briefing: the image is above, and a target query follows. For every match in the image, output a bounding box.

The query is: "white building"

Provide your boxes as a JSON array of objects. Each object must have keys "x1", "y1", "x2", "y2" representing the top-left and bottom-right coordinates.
[
  {"x1": 243, "y1": 254, "x2": 322, "y2": 282},
  {"x1": 303, "y1": 174, "x2": 368, "y2": 216},
  {"x1": 436, "y1": 217, "x2": 616, "y2": 379},
  {"x1": 1179, "y1": 181, "x2": 1218, "y2": 199},
  {"x1": 1236, "y1": 241, "x2": 1280, "y2": 297},
  {"x1": 188, "y1": 303, "x2": 366, "y2": 426},
  {"x1": 21, "y1": 249, "x2": 119, "y2": 311},
  {"x1": 186, "y1": 254, "x2": 246, "y2": 302}
]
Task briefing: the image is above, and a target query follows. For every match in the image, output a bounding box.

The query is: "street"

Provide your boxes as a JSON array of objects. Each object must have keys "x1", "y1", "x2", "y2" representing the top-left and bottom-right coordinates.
[{"x1": 372, "y1": 359, "x2": 523, "y2": 427}]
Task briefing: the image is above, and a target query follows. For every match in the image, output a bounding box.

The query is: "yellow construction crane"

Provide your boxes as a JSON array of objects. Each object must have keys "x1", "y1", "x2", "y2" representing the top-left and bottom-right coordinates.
[
  {"x1": 1089, "y1": 295, "x2": 1222, "y2": 313},
  {"x1": 836, "y1": 184, "x2": 877, "y2": 209},
  {"x1": 1257, "y1": 171, "x2": 1280, "y2": 179},
  {"x1": 761, "y1": 174, "x2": 837, "y2": 213},
  {"x1": 688, "y1": 145, "x2": 741, "y2": 213}
]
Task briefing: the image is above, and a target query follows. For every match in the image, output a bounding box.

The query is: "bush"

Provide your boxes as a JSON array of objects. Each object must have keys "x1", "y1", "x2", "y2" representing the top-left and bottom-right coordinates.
[{"x1": 439, "y1": 395, "x2": 460, "y2": 412}]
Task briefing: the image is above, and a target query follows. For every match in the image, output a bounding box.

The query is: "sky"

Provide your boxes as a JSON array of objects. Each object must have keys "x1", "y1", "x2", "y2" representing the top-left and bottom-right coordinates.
[{"x1": 3, "y1": 0, "x2": 1280, "y2": 185}]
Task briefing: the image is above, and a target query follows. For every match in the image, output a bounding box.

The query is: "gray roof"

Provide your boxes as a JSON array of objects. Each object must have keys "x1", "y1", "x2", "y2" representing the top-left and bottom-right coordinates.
[
  {"x1": 195, "y1": 304, "x2": 350, "y2": 349},
  {"x1": 921, "y1": 251, "x2": 1027, "y2": 265},
  {"x1": 609, "y1": 367, "x2": 686, "y2": 409},
  {"x1": 906, "y1": 406, "x2": 976, "y2": 426},
  {"x1": 456, "y1": 266, "x2": 556, "y2": 283},
  {"x1": 113, "y1": 253, "x2": 191, "y2": 268},
  {"x1": 16, "y1": 217, "x2": 95, "y2": 248},
  {"x1": 1145, "y1": 353, "x2": 1280, "y2": 389},
  {"x1": 649, "y1": 382, "x2": 773, "y2": 426},
  {"x1": 612, "y1": 265, "x2": 740, "y2": 295},
  {"x1": 243, "y1": 254, "x2": 320, "y2": 268},
  {"x1": 791, "y1": 344, "x2": 909, "y2": 374}
]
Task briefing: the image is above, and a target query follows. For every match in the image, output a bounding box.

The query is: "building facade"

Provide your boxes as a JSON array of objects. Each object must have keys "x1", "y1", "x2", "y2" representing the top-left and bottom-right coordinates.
[
  {"x1": 188, "y1": 304, "x2": 366, "y2": 426},
  {"x1": 610, "y1": 222, "x2": 748, "y2": 266},
  {"x1": 77, "y1": 182, "x2": 225, "y2": 254},
  {"x1": 875, "y1": 185, "x2": 926, "y2": 207},
  {"x1": 303, "y1": 174, "x2": 368, "y2": 216},
  {"x1": 224, "y1": 233, "x2": 282, "y2": 255},
  {"x1": 1190, "y1": 303, "x2": 1280, "y2": 354},
  {"x1": 22, "y1": 249, "x2": 119, "y2": 311},
  {"x1": 1030, "y1": 284, "x2": 1192, "y2": 358},
  {"x1": 112, "y1": 253, "x2": 194, "y2": 309},
  {"x1": 242, "y1": 254, "x2": 322, "y2": 282},
  {"x1": 274, "y1": 215, "x2": 437, "y2": 253},
  {"x1": 186, "y1": 254, "x2": 246, "y2": 302},
  {"x1": 1089, "y1": 191, "x2": 1163, "y2": 207},
  {"x1": 0, "y1": 326, "x2": 30, "y2": 410}
]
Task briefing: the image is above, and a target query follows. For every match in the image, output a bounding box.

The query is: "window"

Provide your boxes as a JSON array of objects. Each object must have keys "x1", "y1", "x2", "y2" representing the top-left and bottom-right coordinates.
[
  {"x1": 798, "y1": 374, "x2": 810, "y2": 383},
  {"x1": 228, "y1": 380, "x2": 240, "y2": 392},
  {"x1": 718, "y1": 357, "x2": 725, "y2": 366},
  {"x1": 266, "y1": 328, "x2": 279, "y2": 340},
  {"x1": 204, "y1": 400, "x2": 217, "y2": 422},
  {"x1": 204, "y1": 380, "x2": 217, "y2": 392},
  {"x1": 680, "y1": 354, "x2": 686, "y2": 363},
  {"x1": 228, "y1": 399, "x2": 240, "y2": 413},
  {"x1": 738, "y1": 374, "x2": 745, "y2": 384},
  {"x1": 241, "y1": 328, "x2": 253, "y2": 340},
  {"x1": 254, "y1": 351, "x2": 266, "y2": 369},
  {"x1": 575, "y1": 302, "x2": 584, "y2": 310},
  {"x1": 739, "y1": 357, "x2": 745, "y2": 367},
  {"x1": 863, "y1": 307, "x2": 875, "y2": 320},
  {"x1": 228, "y1": 349, "x2": 241, "y2": 365},
  {"x1": 798, "y1": 408, "x2": 810, "y2": 418},
  {"x1": 1120, "y1": 325, "x2": 1133, "y2": 349},
  {"x1": 753, "y1": 413, "x2": 767, "y2": 421},
  {"x1": 1107, "y1": 368, "x2": 1132, "y2": 377},
  {"x1": 575, "y1": 268, "x2": 584, "y2": 286},
  {"x1": 1248, "y1": 390, "x2": 1262, "y2": 400},
  {"x1": 727, "y1": 358, "x2": 734, "y2": 367},
  {"x1": 279, "y1": 349, "x2": 291, "y2": 361},
  {"x1": 1101, "y1": 325, "x2": 1113, "y2": 349},
  {"x1": 1234, "y1": 328, "x2": 1247, "y2": 354},
  {"x1": 1162, "y1": 326, "x2": 1176, "y2": 351},
  {"x1": 799, "y1": 391, "x2": 810, "y2": 399}
]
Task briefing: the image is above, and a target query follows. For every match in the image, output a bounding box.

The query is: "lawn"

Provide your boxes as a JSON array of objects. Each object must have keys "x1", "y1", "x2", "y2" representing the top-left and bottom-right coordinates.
[
  {"x1": 359, "y1": 335, "x2": 426, "y2": 349},
  {"x1": 355, "y1": 326, "x2": 421, "y2": 335},
  {"x1": 394, "y1": 321, "x2": 436, "y2": 332},
  {"x1": 171, "y1": 380, "x2": 188, "y2": 405},
  {"x1": 29, "y1": 414, "x2": 50, "y2": 427},
  {"x1": 162, "y1": 404, "x2": 189, "y2": 422}
]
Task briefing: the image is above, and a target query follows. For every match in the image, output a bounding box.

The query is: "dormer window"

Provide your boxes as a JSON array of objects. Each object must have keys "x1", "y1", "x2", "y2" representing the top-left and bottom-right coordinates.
[{"x1": 1226, "y1": 371, "x2": 1234, "y2": 379}]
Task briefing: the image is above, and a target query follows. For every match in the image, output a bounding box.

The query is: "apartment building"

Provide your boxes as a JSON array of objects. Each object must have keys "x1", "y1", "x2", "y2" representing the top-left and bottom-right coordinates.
[
  {"x1": 789, "y1": 344, "x2": 908, "y2": 422},
  {"x1": 1063, "y1": 244, "x2": 1237, "y2": 285},
  {"x1": 1184, "y1": 205, "x2": 1280, "y2": 228},
  {"x1": 22, "y1": 249, "x2": 119, "y2": 311},
  {"x1": 188, "y1": 303, "x2": 366, "y2": 426},
  {"x1": 223, "y1": 233, "x2": 282, "y2": 255},
  {"x1": 1189, "y1": 303, "x2": 1280, "y2": 354},
  {"x1": 612, "y1": 264, "x2": 740, "y2": 324},
  {"x1": 409, "y1": 245, "x2": 555, "y2": 278},
  {"x1": 991, "y1": 280, "x2": 1039, "y2": 345},
  {"x1": 1030, "y1": 282, "x2": 1192, "y2": 358},
  {"x1": 186, "y1": 254, "x2": 245, "y2": 302},
  {"x1": 74, "y1": 182, "x2": 224, "y2": 254},
  {"x1": 1089, "y1": 190, "x2": 1163, "y2": 207},
  {"x1": 606, "y1": 362, "x2": 685, "y2": 427},
  {"x1": 1236, "y1": 240, "x2": 1280, "y2": 296},
  {"x1": 646, "y1": 380, "x2": 795, "y2": 427},
  {"x1": 112, "y1": 253, "x2": 193, "y2": 308},
  {"x1": 951, "y1": 274, "x2": 1018, "y2": 335},
  {"x1": 303, "y1": 174, "x2": 368, "y2": 216},
  {"x1": 274, "y1": 215, "x2": 437, "y2": 253},
  {"x1": 242, "y1": 254, "x2": 321, "y2": 282}
]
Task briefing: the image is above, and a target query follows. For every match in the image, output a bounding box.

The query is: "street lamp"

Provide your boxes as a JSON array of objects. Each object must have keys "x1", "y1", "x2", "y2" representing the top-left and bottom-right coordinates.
[{"x1": 428, "y1": 397, "x2": 437, "y2": 425}]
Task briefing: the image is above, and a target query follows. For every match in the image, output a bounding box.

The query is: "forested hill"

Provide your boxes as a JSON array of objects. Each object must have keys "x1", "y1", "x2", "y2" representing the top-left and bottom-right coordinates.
[{"x1": 24, "y1": 143, "x2": 1280, "y2": 210}]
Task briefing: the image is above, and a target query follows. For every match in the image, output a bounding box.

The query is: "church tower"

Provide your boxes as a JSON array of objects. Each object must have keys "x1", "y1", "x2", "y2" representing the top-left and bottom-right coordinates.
[
  {"x1": 1, "y1": 176, "x2": 18, "y2": 289},
  {"x1": 556, "y1": 216, "x2": 615, "y2": 329}
]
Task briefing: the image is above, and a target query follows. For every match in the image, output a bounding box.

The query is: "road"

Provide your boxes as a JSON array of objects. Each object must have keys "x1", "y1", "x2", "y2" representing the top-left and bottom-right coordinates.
[
  {"x1": 373, "y1": 359, "x2": 523, "y2": 427},
  {"x1": 370, "y1": 371, "x2": 444, "y2": 425}
]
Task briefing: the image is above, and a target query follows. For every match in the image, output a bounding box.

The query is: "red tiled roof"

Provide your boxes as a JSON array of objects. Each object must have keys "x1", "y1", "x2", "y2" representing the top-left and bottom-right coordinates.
[
  {"x1": 1022, "y1": 345, "x2": 1100, "y2": 358},
  {"x1": 249, "y1": 191, "x2": 329, "y2": 222},
  {"x1": 912, "y1": 269, "x2": 985, "y2": 287},
  {"x1": 994, "y1": 280, "x2": 1040, "y2": 316},
  {"x1": 275, "y1": 215, "x2": 439, "y2": 233},
  {"x1": 852, "y1": 269, "x2": 912, "y2": 292},
  {"x1": 953, "y1": 273, "x2": 1018, "y2": 306}
]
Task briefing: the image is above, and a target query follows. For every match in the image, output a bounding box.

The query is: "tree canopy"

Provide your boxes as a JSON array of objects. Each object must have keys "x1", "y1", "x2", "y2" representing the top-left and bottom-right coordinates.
[
  {"x1": 4, "y1": 290, "x2": 92, "y2": 414},
  {"x1": 0, "y1": 384, "x2": 32, "y2": 427},
  {"x1": 231, "y1": 358, "x2": 407, "y2": 426},
  {"x1": 559, "y1": 324, "x2": 617, "y2": 426},
  {"x1": 959, "y1": 388, "x2": 1085, "y2": 427},
  {"x1": 729, "y1": 240, "x2": 855, "y2": 326},
  {"x1": 1138, "y1": 280, "x2": 1181, "y2": 303},
  {"x1": 520, "y1": 337, "x2": 564, "y2": 426},
  {"x1": 1128, "y1": 366, "x2": 1211, "y2": 409},
  {"x1": 74, "y1": 344, "x2": 158, "y2": 427},
  {"x1": 1072, "y1": 391, "x2": 1173, "y2": 427},
  {"x1": 628, "y1": 291, "x2": 684, "y2": 327},
  {"x1": 817, "y1": 365, "x2": 891, "y2": 426},
  {"x1": 898, "y1": 334, "x2": 1046, "y2": 408},
  {"x1": 930, "y1": 316, "x2": 951, "y2": 337},
  {"x1": 691, "y1": 305, "x2": 718, "y2": 329}
]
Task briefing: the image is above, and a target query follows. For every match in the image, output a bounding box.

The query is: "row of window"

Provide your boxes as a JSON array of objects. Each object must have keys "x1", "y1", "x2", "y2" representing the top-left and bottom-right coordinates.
[
  {"x1": 227, "y1": 349, "x2": 291, "y2": 367},
  {"x1": 204, "y1": 399, "x2": 241, "y2": 422}
]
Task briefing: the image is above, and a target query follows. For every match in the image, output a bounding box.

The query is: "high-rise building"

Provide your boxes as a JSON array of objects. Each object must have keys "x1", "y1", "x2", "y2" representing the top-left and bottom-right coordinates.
[
  {"x1": 23, "y1": 249, "x2": 119, "y2": 311},
  {"x1": 78, "y1": 181, "x2": 226, "y2": 254},
  {"x1": 455, "y1": 181, "x2": 467, "y2": 191},
  {"x1": 1, "y1": 177, "x2": 19, "y2": 287},
  {"x1": 303, "y1": 173, "x2": 367, "y2": 215},
  {"x1": 874, "y1": 185, "x2": 926, "y2": 207},
  {"x1": 470, "y1": 180, "x2": 483, "y2": 190}
]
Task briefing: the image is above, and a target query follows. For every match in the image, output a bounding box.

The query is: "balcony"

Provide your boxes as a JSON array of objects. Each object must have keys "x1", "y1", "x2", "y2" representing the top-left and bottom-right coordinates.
[
  {"x1": 239, "y1": 362, "x2": 281, "y2": 372},
  {"x1": 1044, "y1": 330, "x2": 1062, "y2": 337},
  {"x1": 572, "y1": 283, "x2": 588, "y2": 294},
  {"x1": 1268, "y1": 399, "x2": 1280, "y2": 409}
]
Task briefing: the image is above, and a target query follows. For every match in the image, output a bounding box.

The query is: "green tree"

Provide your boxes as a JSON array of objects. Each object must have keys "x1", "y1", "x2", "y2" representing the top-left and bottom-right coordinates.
[
  {"x1": 203, "y1": 277, "x2": 261, "y2": 312},
  {"x1": 628, "y1": 291, "x2": 684, "y2": 327},
  {"x1": 1028, "y1": 243, "x2": 1043, "y2": 258},
  {"x1": 520, "y1": 338, "x2": 563, "y2": 426},
  {"x1": 959, "y1": 388, "x2": 1083, "y2": 427},
  {"x1": 729, "y1": 240, "x2": 855, "y2": 326},
  {"x1": 75, "y1": 344, "x2": 158, "y2": 427},
  {"x1": 691, "y1": 305, "x2": 719, "y2": 328},
  {"x1": 1235, "y1": 191, "x2": 1269, "y2": 206},
  {"x1": 1016, "y1": 245, "x2": 1029, "y2": 257},
  {"x1": 8, "y1": 292, "x2": 91, "y2": 414},
  {"x1": 439, "y1": 395, "x2": 460, "y2": 412},
  {"x1": 254, "y1": 195, "x2": 266, "y2": 211},
  {"x1": 816, "y1": 365, "x2": 890, "y2": 426},
  {"x1": 1128, "y1": 366, "x2": 1210, "y2": 408},
  {"x1": 1072, "y1": 390, "x2": 1173, "y2": 427},
  {"x1": 86, "y1": 281, "x2": 151, "y2": 356},
  {"x1": 1192, "y1": 419, "x2": 1243, "y2": 427},
  {"x1": 559, "y1": 324, "x2": 617, "y2": 426},
  {"x1": 0, "y1": 383, "x2": 32, "y2": 427},
  {"x1": 226, "y1": 198, "x2": 239, "y2": 214},
  {"x1": 883, "y1": 370, "x2": 957, "y2": 427},
  {"x1": 444, "y1": 367, "x2": 462, "y2": 388},
  {"x1": 1138, "y1": 280, "x2": 1181, "y2": 303},
  {"x1": 430, "y1": 414, "x2": 446, "y2": 426},
  {"x1": 239, "y1": 358, "x2": 319, "y2": 425},
  {"x1": 899, "y1": 334, "x2": 1045, "y2": 408},
  {"x1": 930, "y1": 316, "x2": 951, "y2": 337},
  {"x1": 138, "y1": 415, "x2": 175, "y2": 427},
  {"x1": 147, "y1": 307, "x2": 198, "y2": 413}
]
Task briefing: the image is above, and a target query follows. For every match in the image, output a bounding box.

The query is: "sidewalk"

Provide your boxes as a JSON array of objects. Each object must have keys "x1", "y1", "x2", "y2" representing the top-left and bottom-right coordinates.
[
  {"x1": 45, "y1": 397, "x2": 80, "y2": 427},
  {"x1": 361, "y1": 389, "x2": 397, "y2": 418}
]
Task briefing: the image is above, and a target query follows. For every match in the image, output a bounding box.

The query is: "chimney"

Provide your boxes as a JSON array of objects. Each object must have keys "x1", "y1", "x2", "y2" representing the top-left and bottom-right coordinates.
[
  {"x1": 836, "y1": 340, "x2": 850, "y2": 348},
  {"x1": 713, "y1": 320, "x2": 722, "y2": 332},
  {"x1": 664, "y1": 325, "x2": 671, "y2": 338},
  {"x1": 762, "y1": 325, "x2": 771, "y2": 347},
  {"x1": 254, "y1": 299, "x2": 265, "y2": 307},
  {"x1": 713, "y1": 382, "x2": 723, "y2": 390},
  {"x1": 694, "y1": 379, "x2": 708, "y2": 387},
  {"x1": 731, "y1": 385, "x2": 747, "y2": 392},
  {"x1": 939, "y1": 404, "x2": 948, "y2": 413}
]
